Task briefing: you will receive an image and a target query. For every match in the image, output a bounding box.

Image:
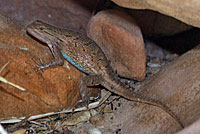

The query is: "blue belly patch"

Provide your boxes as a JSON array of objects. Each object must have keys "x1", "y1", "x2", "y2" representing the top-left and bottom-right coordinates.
[{"x1": 61, "y1": 51, "x2": 88, "y2": 74}]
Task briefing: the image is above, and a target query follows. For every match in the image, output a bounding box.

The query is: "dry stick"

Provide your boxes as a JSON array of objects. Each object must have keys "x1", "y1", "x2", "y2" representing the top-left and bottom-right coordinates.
[
  {"x1": 100, "y1": 96, "x2": 120, "y2": 114},
  {"x1": 6, "y1": 116, "x2": 30, "y2": 133},
  {"x1": 0, "y1": 62, "x2": 26, "y2": 92},
  {"x1": 0, "y1": 62, "x2": 9, "y2": 73},
  {"x1": 0, "y1": 90, "x2": 111, "y2": 124}
]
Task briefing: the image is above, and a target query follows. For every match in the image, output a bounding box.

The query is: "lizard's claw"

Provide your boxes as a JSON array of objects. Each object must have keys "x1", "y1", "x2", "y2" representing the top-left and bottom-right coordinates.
[{"x1": 26, "y1": 57, "x2": 48, "y2": 74}]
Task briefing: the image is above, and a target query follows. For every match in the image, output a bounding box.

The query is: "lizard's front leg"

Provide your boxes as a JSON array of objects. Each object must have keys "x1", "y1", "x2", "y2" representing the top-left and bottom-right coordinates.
[
  {"x1": 79, "y1": 75, "x2": 103, "y2": 106},
  {"x1": 36, "y1": 44, "x2": 64, "y2": 70}
]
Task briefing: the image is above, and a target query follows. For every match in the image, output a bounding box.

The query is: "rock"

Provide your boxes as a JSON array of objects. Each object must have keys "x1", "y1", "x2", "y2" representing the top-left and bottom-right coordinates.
[
  {"x1": 10, "y1": 129, "x2": 26, "y2": 134},
  {"x1": 87, "y1": 9, "x2": 146, "y2": 81},
  {"x1": 0, "y1": 0, "x2": 192, "y2": 37},
  {"x1": 88, "y1": 128, "x2": 102, "y2": 134},
  {"x1": 0, "y1": 14, "x2": 98, "y2": 119},
  {"x1": 112, "y1": 0, "x2": 200, "y2": 28},
  {"x1": 175, "y1": 119, "x2": 200, "y2": 134},
  {"x1": 128, "y1": 10, "x2": 192, "y2": 37},
  {"x1": 145, "y1": 40, "x2": 165, "y2": 59},
  {"x1": 101, "y1": 44, "x2": 200, "y2": 133},
  {"x1": 0, "y1": 0, "x2": 98, "y2": 34}
]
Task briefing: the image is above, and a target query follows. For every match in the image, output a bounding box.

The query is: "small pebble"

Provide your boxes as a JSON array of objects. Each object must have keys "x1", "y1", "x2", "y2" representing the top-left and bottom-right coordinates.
[{"x1": 87, "y1": 128, "x2": 102, "y2": 134}]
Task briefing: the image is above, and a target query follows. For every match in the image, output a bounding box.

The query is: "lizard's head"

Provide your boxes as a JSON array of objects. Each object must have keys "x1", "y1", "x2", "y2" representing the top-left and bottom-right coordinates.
[{"x1": 26, "y1": 20, "x2": 60, "y2": 44}]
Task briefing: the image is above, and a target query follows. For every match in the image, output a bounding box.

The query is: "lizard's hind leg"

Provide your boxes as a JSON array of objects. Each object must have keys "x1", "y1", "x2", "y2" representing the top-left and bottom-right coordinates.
[{"x1": 79, "y1": 75, "x2": 103, "y2": 107}]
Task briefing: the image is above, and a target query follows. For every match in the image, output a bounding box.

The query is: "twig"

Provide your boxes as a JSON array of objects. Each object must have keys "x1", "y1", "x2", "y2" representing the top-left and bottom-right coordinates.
[
  {"x1": 0, "y1": 62, "x2": 9, "y2": 73},
  {"x1": 0, "y1": 62, "x2": 26, "y2": 91},
  {"x1": 0, "y1": 91, "x2": 111, "y2": 124},
  {"x1": 0, "y1": 77, "x2": 26, "y2": 91}
]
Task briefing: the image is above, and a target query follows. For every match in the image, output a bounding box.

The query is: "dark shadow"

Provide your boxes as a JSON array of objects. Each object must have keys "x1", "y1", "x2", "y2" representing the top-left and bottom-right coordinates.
[{"x1": 149, "y1": 28, "x2": 200, "y2": 54}]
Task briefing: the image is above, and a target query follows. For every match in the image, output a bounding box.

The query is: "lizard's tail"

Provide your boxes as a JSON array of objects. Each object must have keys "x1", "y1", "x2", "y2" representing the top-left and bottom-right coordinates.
[{"x1": 102, "y1": 75, "x2": 184, "y2": 128}]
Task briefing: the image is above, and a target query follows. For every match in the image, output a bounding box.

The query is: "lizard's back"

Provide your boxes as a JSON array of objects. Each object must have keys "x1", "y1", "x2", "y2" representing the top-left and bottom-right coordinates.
[{"x1": 58, "y1": 28, "x2": 110, "y2": 75}]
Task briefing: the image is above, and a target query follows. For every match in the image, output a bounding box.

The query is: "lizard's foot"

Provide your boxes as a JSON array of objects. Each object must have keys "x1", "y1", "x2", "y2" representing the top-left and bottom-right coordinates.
[
  {"x1": 72, "y1": 89, "x2": 101, "y2": 113},
  {"x1": 78, "y1": 75, "x2": 103, "y2": 110},
  {"x1": 26, "y1": 57, "x2": 49, "y2": 74}
]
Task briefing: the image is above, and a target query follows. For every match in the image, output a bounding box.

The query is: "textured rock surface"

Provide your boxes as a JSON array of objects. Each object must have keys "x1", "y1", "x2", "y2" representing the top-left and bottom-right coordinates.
[
  {"x1": 87, "y1": 10, "x2": 146, "y2": 81},
  {"x1": 98, "y1": 44, "x2": 200, "y2": 133},
  {"x1": 112, "y1": 0, "x2": 200, "y2": 28},
  {"x1": 0, "y1": 14, "x2": 88, "y2": 118}
]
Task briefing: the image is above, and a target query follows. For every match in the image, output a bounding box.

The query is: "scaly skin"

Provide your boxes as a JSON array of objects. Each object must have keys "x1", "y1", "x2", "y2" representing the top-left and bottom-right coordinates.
[{"x1": 26, "y1": 20, "x2": 184, "y2": 128}]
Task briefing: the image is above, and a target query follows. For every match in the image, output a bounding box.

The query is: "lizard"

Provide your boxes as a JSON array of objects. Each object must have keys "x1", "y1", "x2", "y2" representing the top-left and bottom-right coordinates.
[{"x1": 26, "y1": 20, "x2": 184, "y2": 128}]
